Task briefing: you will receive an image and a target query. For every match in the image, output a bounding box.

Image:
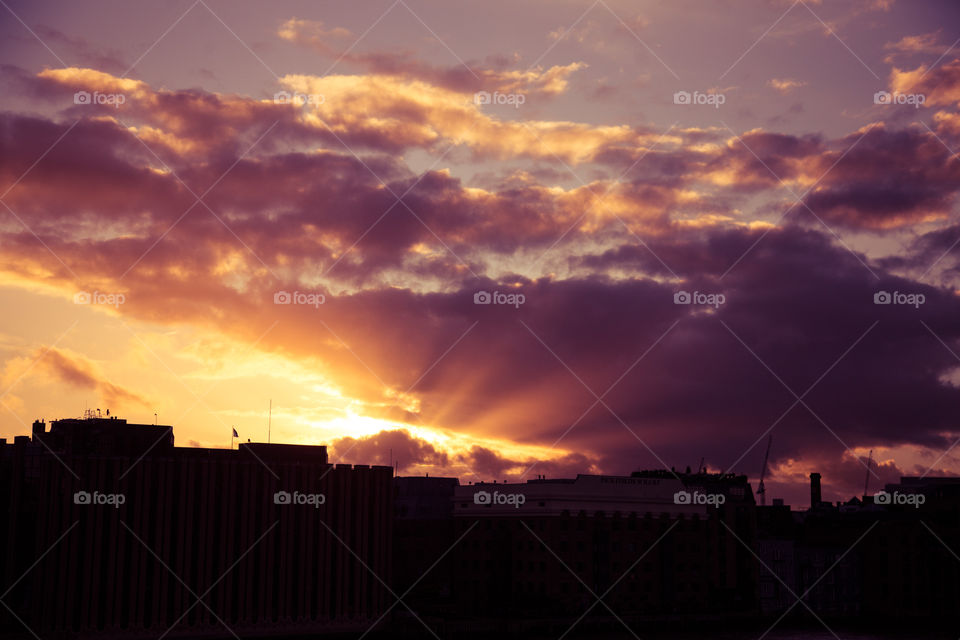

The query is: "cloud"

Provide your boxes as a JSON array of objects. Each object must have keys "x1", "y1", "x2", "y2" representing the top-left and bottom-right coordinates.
[
  {"x1": 458, "y1": 445, "x2": 599, "y2": 480},
  {"x1": 4, "y1": 62, "x2": 960, "y2": 503},
  {"x1": 35, "y1": 348, "x2": 150, "y2": 409},
  {"x1": 327, "y1": 427, "x2": 600, "y2": 480},
  {"x1": 277, "y1": 17, "x2": 586, "y2": 97},
  {"x1": 23, "y1": 65, "x2": 669, "y2": 166},
  {"x1": 278, "y1": 71, "x2": 648, "y2": 163},
  {"x1": 890, "y1": 58, "x2": 960, "y2": 106},
  {"x1": 799, "y1": 123, "x2": 960, "y2": 229},
  {"x1": 329, "y1": 429, "x2": 449, "y2": 471},
  {"x1": 277, "y1": 17, "x2": 352, "y2": 41},
  {"x1": 883, "y1": 30, "x2": 946, "y2": 63},
  {"x1": 768, "y1": 78, "x2": 807, "y2": 94},
  {"x1": 32, "y1": 26, "x2": 128, "y2": 74}
]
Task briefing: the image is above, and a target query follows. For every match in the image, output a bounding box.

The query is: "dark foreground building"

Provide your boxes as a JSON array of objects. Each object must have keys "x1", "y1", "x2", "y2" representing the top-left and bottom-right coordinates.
[
  {"x1": 396, "y1": 469, "x2": 960, "y2": 634},
  {"x1": 393, "y1": 469, "x2": 759, "y2": 635},
  {"x1": 756, "y1": 474, "x2": 960, "y2": 625},
  {"x1": 0, "y1": 416, "x2": 393, "y2": 638}
]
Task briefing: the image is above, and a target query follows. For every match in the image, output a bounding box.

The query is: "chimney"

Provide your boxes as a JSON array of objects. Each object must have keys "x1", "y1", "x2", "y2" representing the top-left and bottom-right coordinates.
[{"x1": 810, "y1": 472, "x2": 822, "y2": 508}]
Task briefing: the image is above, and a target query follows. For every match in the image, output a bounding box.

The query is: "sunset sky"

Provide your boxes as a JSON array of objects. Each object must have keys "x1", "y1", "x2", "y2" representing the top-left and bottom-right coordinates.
[{"x1": 2, "y1": 0, "x2": 960, "y2": 506}]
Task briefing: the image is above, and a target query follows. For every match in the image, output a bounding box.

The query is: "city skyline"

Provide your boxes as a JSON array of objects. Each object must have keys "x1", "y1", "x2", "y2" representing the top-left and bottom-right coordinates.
[
  {"x1": 3, "y1": 0, "x2": 960, "y2": 509},
  {"x1": 4, "y1": 415, "x2": 958, "y2": 638}
]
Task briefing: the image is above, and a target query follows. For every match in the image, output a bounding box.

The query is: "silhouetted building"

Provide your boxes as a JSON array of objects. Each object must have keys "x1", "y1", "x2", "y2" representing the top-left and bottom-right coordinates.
[
  {"x1": 437, "y1": 470, "x2": 758, "y2": 630},
  {"x1": 755, "y1": 502, "x2": 798, "y2": 614},
  {"x1": 810, "y1": 472, "x2": 822, "y2": 508},
  {"x1": 756, "y1": 472, "x2": 960, "y2": 626},
  {"x1": 393, "y1": 476, "x2": 459, "y2": 619},
  {"x1": 0, "y1": 416, "x2": 393, "y2": 638}
]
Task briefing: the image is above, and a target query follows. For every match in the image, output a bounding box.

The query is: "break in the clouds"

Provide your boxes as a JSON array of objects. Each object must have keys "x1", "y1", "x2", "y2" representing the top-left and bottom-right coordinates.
[{"x1": 2, "y1": 0, "x2": 960, "y2": 505}]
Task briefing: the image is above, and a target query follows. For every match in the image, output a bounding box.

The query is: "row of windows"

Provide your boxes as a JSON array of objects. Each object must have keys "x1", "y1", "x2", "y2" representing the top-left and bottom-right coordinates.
[
  {"x1": 459, "y1": 508, "x2": 704, "y2": 522},
  {"x1": 502, "y1": 580, "x2": 706, "y2": 595},
  {"x1": 511, "y1": 559, "x2": 705, "y2": 574},
  {"x1": 454, "y1": 537, "x2": 707, "y2": 555}
]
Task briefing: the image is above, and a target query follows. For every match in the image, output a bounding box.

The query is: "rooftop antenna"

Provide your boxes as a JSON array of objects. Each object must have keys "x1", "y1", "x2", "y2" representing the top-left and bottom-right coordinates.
[
  {"x1": 863, "y1": 449, "x2": 873, "y2": 499},
  {"x1": 268, "y1": 399, "x2": 272, "y2": 444},
  {"x1": 698, "y1": 457, "x2": 705, "y2": 473},
  {"x1": 757, "y1": 434, "x2": 773, "y2": 506}
]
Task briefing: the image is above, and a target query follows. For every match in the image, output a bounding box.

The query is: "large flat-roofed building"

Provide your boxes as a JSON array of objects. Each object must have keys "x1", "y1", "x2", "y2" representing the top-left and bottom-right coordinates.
[
  {"x1": 392, "y1": 476, "x2": 460, "y2": 621},
  {"x1": 453, "y1": 474, "x2": 705, "y2": 518},
  {"x1": 0, "y1": 416, "x2": 393, "y2": 638},
  {"x1": 444, "y1": 471, "x2": 758, "y2": 625}
]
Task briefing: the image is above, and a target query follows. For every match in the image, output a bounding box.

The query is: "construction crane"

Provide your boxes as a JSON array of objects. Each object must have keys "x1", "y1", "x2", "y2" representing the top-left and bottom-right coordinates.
[
  {"x1": 757, "y1": 435, "x2": 773, "y2": 506},
  {"x1": 863, "y1": 449, "x2": 873, "y2": 499}
]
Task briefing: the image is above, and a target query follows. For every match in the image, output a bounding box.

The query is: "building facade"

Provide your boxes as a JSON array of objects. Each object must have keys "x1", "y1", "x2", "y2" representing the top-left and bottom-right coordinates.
[
  {"x1": 0, "y1": 417, "x2": 393, "y2": 638},
  {"x1": 445, "y1": 471, "x2": 758, "y2": 622}
]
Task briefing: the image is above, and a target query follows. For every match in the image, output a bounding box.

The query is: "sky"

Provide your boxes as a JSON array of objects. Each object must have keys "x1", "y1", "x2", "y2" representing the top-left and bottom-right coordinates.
[{"x1": 2, "y1": 0, "x2": 960, "y2": 507}]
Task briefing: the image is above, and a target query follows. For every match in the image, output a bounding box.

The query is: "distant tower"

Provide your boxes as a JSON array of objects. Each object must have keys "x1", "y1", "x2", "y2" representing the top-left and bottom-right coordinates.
[{"x1": 810, "y1": 472, "x2": 822, "y2": 508}]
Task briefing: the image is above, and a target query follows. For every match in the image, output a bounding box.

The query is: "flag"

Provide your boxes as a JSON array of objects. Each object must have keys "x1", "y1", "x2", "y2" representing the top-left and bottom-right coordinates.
[{"x1": 232, "y1": 428, "x2": 239, "y2": 438}]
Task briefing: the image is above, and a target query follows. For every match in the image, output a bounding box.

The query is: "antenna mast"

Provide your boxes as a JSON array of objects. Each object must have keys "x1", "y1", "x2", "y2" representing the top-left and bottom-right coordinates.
[
  {"x1": 268, "y1": 399, "x2": 272, "y2": 444},
  {"x1": 757, "y1": 434, "x2": 773, "y2": 506},
  {"x1": 863, "y1": 449, "x2": 873, "y2": 499}
]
